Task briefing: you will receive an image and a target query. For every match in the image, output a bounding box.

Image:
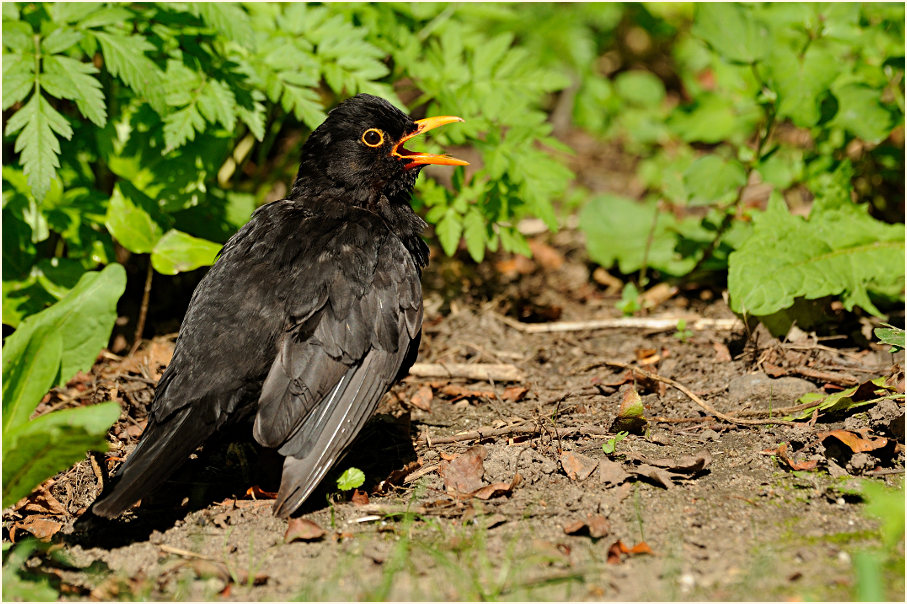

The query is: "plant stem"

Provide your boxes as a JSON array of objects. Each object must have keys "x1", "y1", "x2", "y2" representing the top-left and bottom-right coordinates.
[{"x1": 131, "y1": 259, "x2": 153, "y2": 354}]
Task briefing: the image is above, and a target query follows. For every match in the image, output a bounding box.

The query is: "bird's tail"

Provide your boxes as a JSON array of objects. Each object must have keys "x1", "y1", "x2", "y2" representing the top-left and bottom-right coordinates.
[{"x1": 91, "y1": 406, "x2": 214, "y2": 518}]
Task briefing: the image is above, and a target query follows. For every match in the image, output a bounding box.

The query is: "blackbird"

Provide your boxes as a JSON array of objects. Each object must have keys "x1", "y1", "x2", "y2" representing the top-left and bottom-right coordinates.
[{"x1": 92, "y1": 94, "x2": 467, "y2": 518}]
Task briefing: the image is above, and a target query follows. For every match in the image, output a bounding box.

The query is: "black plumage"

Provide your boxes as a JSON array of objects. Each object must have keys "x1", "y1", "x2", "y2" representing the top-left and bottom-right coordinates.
[{"x1": 92, "y1": 94, "x2": 467, "y2": 518}]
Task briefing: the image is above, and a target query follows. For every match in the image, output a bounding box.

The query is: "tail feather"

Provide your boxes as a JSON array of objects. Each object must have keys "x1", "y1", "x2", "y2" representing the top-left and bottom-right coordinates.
[{"x1": 91, "y1": 407, "x2": 213, "y2": 518}]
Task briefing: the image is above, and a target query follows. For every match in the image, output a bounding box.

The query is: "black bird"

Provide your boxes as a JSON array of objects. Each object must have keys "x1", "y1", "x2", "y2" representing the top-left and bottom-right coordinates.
[{"x1": 92, "y1": 94, "x2": 467, "y2": 518}]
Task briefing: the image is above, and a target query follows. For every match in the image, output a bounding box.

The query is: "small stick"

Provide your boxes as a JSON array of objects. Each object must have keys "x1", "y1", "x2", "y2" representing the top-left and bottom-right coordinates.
[
  {"x1": 409, "y1": 362, "x2": 524, "y2": 382},
  {"x1": 496, "y1": 314, "x2": 740, "y2": 334},
  {"x1": 420, "y1": 424, "x2": 613, "y2": 446},
  {"x1": 602, "y1": 361, "x2": 799, "y2": 427},
  {"x1": 159, "y1": 544, "x2": 216, "y2": 561},
  {"x1": 130, "y1": 260, "x2": 154, "y2": 356},
  {"x1": 791, "y1": 366, "x2": 860, "y2": 387}
]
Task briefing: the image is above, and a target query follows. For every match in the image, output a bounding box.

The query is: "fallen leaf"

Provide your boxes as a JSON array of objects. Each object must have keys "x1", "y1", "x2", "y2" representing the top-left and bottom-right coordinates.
[
  {"x1": 502, "y1": 386, "x2": 529, "y2": 402},
  {"x1": 819, "y1": 430, "x2": 890, "y2": 453},
  {"x1": 713, "y1": 342, "x2": 732, "y2": 363},
  {"x1": 410, "y1": 386, "x2": 433, "y2": 411},
  {"x1": 597, "y1": 458, "x2": 630, "y2": 486},
  {"x1": 245, "y1": 485, "x2": 278, "y2": 500},
  {"x1": 439, "y1": 445, "x2": 487, "y2": 493},
  {"x1": 560, "y1": 451, "x2": 598, "y2": 481},
  {"x1": 634, "y1": 450, "x2": 712, "y2": 474},
  {"x1": 352, "y1": 489, "x2": 370, "y2": 506},
  {"x1": 628, "y1": 464, "x2": 677, "y2": 489},
  {"x1": 284, "y1": 518, "x2": 326, "y2": 543},
  {"x1": 528, "y1": 239, "x2": 564, "y2": 271},
  {"x1": 469, "y1": 474, "x2": 521, "y2": 500},
  {"x1": 607, "y1": 539, "x2": 654, "y2": 564},
  {"x1": 439, "y1": 384, "x2": 495, "y2": 402},
  {"x1": 377, "y1": 460, "x2": 422, "y2": 493},
  {"x1": 627, "y1": 541, "x2": 654, "y2": 555},
  {"x1": 14, "y1": 484, "x2": 67, "y2": 516},
  {"x1": 612, "y1": 387, "x2": 648, "y2": 434},
  {"x1": 635, "y1": 348, "x2": 659, "y2": 362},
  {"x1": 14, "y1": 515, "x2": 63, "y2": 542},
  {"x1": 563, "y1": 514, "x2": 610, "y2": 539},
  {"x1": 768, "y1": 442, "x2": 819, "y2": 471}
]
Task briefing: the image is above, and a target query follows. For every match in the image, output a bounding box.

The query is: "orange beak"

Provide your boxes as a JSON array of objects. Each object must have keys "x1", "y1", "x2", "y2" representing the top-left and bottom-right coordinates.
[{"x1": 392, "y1": 116, "x2": 470, "y2": 170}]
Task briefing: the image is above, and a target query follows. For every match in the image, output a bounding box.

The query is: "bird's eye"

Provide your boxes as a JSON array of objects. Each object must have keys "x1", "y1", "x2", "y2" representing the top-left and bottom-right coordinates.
[{"x1": 361, "y1": 128, "x2": 384, "y2": 147}]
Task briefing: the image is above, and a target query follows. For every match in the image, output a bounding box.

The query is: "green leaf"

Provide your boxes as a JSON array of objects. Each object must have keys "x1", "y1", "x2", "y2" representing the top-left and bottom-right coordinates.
[
  {"x1": 2, "y1": 401, "x2": 120, "y2": 508},
  {"x1": 831, "y1": 82, "x2": 895, "y2": 144},
  {"x1": 462, "y1": 207, "x2": 487, "y2": 262},
  {"x1": 614, "y1": 70, "x2": 665, "y2": 107},
  {"x1": 191, "y1": 2, "x2": 254, "y2": 47},
  {"x1": 1, "y1": 323, "x2": 62, "y2": 434},
  {"x1": 683, "y1": 155, "x2": 747, "y2": 206},
  {"x1": 41, "y1": 27, "x2": 83, "y2": 54},
  {"x1": 336, "y1": 467, "x2": 365, "y2": 491},
  {"x1": 163, "y1": 103, "x2": 206, "y2": 152},
  {"x1": 436, "y1": 209, "x2": 463, "y2": 256},
  {"x1": 151, "y1": 229, "x2": 222, "y2": 275},
  {"x1": 105, "y1": 184, "x2": 163, "y2": 253},
  {"x1": 1, "y1": 264, "x2": 126, "y2": 386},
  {"x1": 197, "y1": 79, "x2": 236, "y2": 129},
  {"x1": 784, "y1": 377, "x2": 900, "y2": 420},
  {"x1": 4, "y1": 93, "x2": 72, "y2": 201},
  {"x1": 692, "y1": 3, "x2": 768, "y2": 64},
  {"x1": 41, "y1": 55, "x2": 107, "y2": 127},
  {"x1": 92, "y1": 30, "x2": 163, "y2": 109},
  {"x1": 728, "y1": 195, "x2": 905, "y2": 317},
  {"x1": 767, "y1": 43, "x2": 839, "y2": 127},
  {"x1": 2, "y1": 54, "x2": 35, "y2": 110},
  {"x1": 874, "y1": 324, "x2": 905, "y2": 352}
]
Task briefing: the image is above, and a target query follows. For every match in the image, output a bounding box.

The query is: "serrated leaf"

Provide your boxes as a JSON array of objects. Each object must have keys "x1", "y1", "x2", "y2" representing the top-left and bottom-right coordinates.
[
  {"x1": 42, "y1": 55, "x2": 106, "y2": 126},
  {"x1": 728, "y1": 195, "x2": 905, "y2": 317},
  {"x1": 105, "y1": 185, "x2": 163, "y2": 253},
  {"x1": 462, "y1": 207, "x2": 487, "y2": 262},
  {"x1": 151, "y1": 230, "x2": 222, "y2": 275},
  {"x1": 41, "y1": 27, "x2": 83, "y2": 54},
  {"x1": 197, "y1": 79, "x2": 236, "y2": 129},
  {"x1": 93, "y1": 30, "x2": 163, "y2": 108},
  {"x1": 162, "y1": 102, "x2": 205, "y2": 152},
  {"x1": 237, "y1": 99, "x2": 266, "y2": 140},
  {"x1": 4, "y1": 93, "x2": 72, "y2": 201},
  {"x1": 336, "y1": 467, "x2": 365, "y2": 491},
  {"x1": 1, "y1": 264, "x2": 126, "y2": 387},
  {"x1": 2, "y1": 54, "x2": 34, "y2": 110},
  {"x1": 436, "y1": 209, "x2": 463, "y2": 256},
  {"x1": 192, "y1": 2, "x2": 254, "y2": 47}
]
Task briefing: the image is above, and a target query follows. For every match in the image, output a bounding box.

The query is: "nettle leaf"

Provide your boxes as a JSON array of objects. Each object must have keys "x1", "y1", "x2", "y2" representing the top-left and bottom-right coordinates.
[
  {"x1": 105, "y1": 184, "x2": 163, "y2": 253},
  {"x1": 728, "y1": 195, "x2": 905, "y2": 317},
  {"x1": 41, "y1": 54, "x2": 107, "y2": 127},
  {"x1": 692, "y1": 4, "x2": 768, "y2": 64},
  {"x1": 151, "y1": 230, "x2": 222, "y2": 275},
  {"x1": 1, "y1": 264, "x2": 126, "y2": 386},
  {"x1": 4, "y1": 93, "x2": 72, "y2": 201},
  {"x1": 683, "y1": 155, "x2": 746, "y2": 206}
]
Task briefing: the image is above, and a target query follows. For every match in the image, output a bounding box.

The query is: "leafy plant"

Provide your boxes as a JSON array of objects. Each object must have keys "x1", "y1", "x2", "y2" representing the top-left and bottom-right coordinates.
[
  {"x1": 673, "y1": 319, "x2": 693, "y2": 342},
  {"x1": 874, "y1": 324, "x2": 905, "y2": 353},
  {"x1": 852, "y1": 480, "x2": 905, "y2": 601},
  {"x1": 578, "y1": 3, "x2": 904, "y2": 329},
  {"x1": 602, "y1": 431, "x2": 629, "y2": 455},
  {"x1": 1, "y1": 264, "x2": 124, "y2": 508},
  {"x1": 2, "y1": 2, "x2": 579, "y2": 331}
]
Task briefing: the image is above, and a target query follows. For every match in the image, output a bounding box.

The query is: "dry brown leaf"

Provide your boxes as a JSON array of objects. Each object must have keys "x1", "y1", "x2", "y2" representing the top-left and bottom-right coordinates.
[
  {"x1": 439, "y1": 445, "x2": 487, "y2": 493},
  {"x1": 563, "y1": 514, "x2": 610, "y2": 539},
  {"x1": 560, "y1": 451, "x2": 598, "y2": 481},
  {"x1": 469, "y1": 474, "x2": 522, "y2": 500},
  {"x1": 713, "y1": 342, "x2": 732, "y2": 363},
  {"x1": 14, "y1": 485, "x2": 67, "y2": 516},
  {"x1": 439, "y1": 384, "x2": 495, "y2": 401},
  {"x1": 352, "y1": 489, "x2": 370, "y2": 506},
  {"x1": 629, "y1": 464, "x2": 677, "y2": 489},
  {"x1": 410, "y1": 386, "x2": 433, "y2": 411},
  {"x1": 284, "y1": 518, "x2": 326, "y2": 543},
  {"x1": 607, "y1": 539, "x2": 654, "y2": 564},
  {"x1": 597, "y1": 458, "x2": 630, "y2": 486},
  {"x1": 14, "y1": 515, "x2": 63, "y2": 542},
  {"x1": 637, "y1": 450, "x2": 712, "y2": 474},
  {"x1": 819, "y1": 429, "x2": 890, "y2": 453},
  {"x1": 767, "y1": 442, "x2": 819, "y2": 471},
  {"x1": 245, "y1": 485, "x2": 278, "y2": 500},
  {"x1": 528, "y1": 239, "x2": 564, "y2": 271},
  {"x1": 502, "y1": 386, "x2": 529, "y2": 402}
]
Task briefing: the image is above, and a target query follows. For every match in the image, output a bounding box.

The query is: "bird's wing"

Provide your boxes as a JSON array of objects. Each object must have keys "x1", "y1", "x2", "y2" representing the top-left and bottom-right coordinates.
[{"x1": 252, "y1": 215, "x2": 423, "y2": 517}]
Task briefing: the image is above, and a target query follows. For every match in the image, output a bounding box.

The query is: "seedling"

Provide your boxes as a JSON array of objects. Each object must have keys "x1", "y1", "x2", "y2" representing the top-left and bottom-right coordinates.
[
  {"x1": 673, "y1": 319, "x2": 693, "y2": 342},
  {"x1": 617, "y1": 282, "x2": 641, "y2": 316},
  {"x1": 602, "y1": 431, "x2": 629, "y2": 455}
]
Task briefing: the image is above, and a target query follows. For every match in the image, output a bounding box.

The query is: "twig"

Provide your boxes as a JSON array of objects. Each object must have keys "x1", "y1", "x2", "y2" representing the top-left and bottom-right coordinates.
[
  {"x1": 496, "y1": 314, "x2": 740, "y2": 334},
  {"x1": 419, "y1": 423, "x2": 613, "y2": 446},
  {"x1": 130, "y1": 260, "x2": 154, "y2": 355},
  {"x1": 601, "y1": 361, "x2": 799, "y2": 427},
  {"x1": 791, "y1": 366, "x2": 860, "y2": 387},
  {"x1": 409, "y1": 362, "x2": 524, "y2": 382},
  {"x1": 159, "y1": 544, "x2": 216, "y2": 561}
]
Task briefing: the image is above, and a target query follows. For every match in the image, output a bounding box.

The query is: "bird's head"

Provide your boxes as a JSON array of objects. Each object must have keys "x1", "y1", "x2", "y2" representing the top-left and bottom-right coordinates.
[{"x1": 293, "y1": 94, "x2": 468, "y2": 203}]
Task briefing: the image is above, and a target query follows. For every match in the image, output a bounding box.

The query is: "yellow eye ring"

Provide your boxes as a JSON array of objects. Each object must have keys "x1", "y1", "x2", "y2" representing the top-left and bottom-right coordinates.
[{"x1": 361, "y1": 128, "x2": 384, "y2": 147}]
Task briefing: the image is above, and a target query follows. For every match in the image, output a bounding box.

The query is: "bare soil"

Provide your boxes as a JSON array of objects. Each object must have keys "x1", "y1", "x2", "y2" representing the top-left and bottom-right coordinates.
[{"x1": 3, "y1": 223, "x2": 904, "y2": 601}]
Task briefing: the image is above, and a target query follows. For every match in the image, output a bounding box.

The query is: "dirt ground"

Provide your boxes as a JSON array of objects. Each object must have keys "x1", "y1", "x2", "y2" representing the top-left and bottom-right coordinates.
[{"x1": 3, "y1": 218, "x2": 904, "y2": 601}]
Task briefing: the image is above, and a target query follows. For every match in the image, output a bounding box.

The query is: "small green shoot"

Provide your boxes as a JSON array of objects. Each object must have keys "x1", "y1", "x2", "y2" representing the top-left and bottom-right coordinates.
[
  {"x1": 336, "y1": 467, "x2": 365, "y2": 491},
  {"x1": 603, "y1": 431, "x2": 629, "y2": 455},
  {"x1": 617, "y1": 282, "x2": 641, "y2": 316},
  {"x1": 673, "y1": 319, "x2": 693, "y2": 342}
]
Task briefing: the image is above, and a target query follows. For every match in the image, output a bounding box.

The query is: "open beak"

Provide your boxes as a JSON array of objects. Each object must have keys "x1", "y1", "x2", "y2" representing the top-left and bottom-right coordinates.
[{"x1": 392, "y1": 116, "x2": 470, "y2": 170}]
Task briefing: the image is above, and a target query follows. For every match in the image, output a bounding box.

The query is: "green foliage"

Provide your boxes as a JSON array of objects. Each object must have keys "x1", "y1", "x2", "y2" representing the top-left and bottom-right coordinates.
[
  {"x1": 874, "y1": 324, "x2": 905, "y2": 353},
  {"x1": 602, "y1": 431, "x2": 629, "y2": 455},
  {"x1": 336, "y1": 467, "x2": 366, "y2": 492},
  {"x1": 1, "y1": 265, "x2": 124, "y2": 508},
  {"x1": 579, "y1": 3, "x2": 905, "y2": 327},
  {"x1": 853, "y1": 480, "x2": 905, "y2": 601},
  {"x1": 3, "y1": 2, "x2": 578, "y2": 329},
  {"x1": 2, "y1": 541, "x2": 59, "y2": 601}
]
